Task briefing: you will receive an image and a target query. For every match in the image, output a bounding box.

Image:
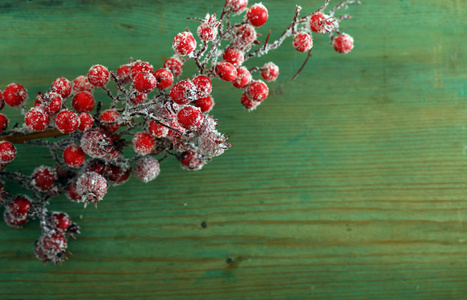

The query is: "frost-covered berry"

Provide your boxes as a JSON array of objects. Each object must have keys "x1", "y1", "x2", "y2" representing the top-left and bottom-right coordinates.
[
  {"x1": 32, "y1": 165, "x2": 56, "y2": 191},
  {"x1": 134, "y1": 72, "x2": 157, "y2": 94},
  {"x1": 173, "y1": 31, "x2": 196, "y2": 56},
  {"x1": 35, "y1": 92, "x2": 62, "y2": 115},
  {"x1": 166, "y1": 119, "x2": 186, "y2": 138},
  {"x1": 223, "y1": 48, "x2": 244, "y2": 67},
  {"x1": 63, "y1": 144, "x2": 86, "y2": 167},
  {"x1": 130, "y1": 61, "x2": 154, "y2": 79},
  {"x1": 179, "y1": 151, "x2": 205, "y2": 170},
  {"x1": 65, "y1": 182, "x2": 81, "y2": 202},
  {"x1": 193, "y1": 75, "x2": 212, "y2": 96},
  {"x1": 154, "y1": 101, "x2": 179, "y2": 121},
  {"x1": 197, "y1": 13, "x2": 220, "y2": 42},
  {"x1": 163, "y1": 57, "x2": 183, "y2": 77},
  {"x1": 261, "y1": 62, "x2": 279, "y2": 82},
  {"x1": 197, "y1": 115, "x2": 217, "y2": 135},
  {"x1": 247, "y1": 80, "x2": 269, "y2": 102},
  {"x1": 76, "y1": 172, "x2": 107, "y2": 205},
  {"x1": 72, "y1": 76, "x2": 94, "y2": 94},
  {"x1": 55, "y1": 110, "x2": 79, "y2": 134},
  {"x1": 51, "y1": 212, "x2": 71, "y2": 232},
  {"x1": 72, "y1": 91, "x2": 95, "y2": 113},
  {"x1": 170, "y1": 80, "x2": 197, "y2": 105},
  {"x1": 51, "y1": 78, "x2": 72, "y2": 98},
  {"x1": 240, "y1": 91, "x2": 260, "y2": 111},
  {"x1": 103, "y1": 163, "x2": 131, "y2": 186},
  {"x1": 83, "y1": 159, "x2": 106, "y2": 175},
  {"x1": 40, "y1": 232, "x2": 67, "y2": 256},
  {"x1": 247, "y1": 3, "x2": 268, "y2": 27},
  {"x1": 78, "y1": 112, "x2": 94, "y2": 132},
  {"x1": 4, "y1": 210, "x2": 28, "y2": 228},
  {"x1": 3, "y1": 83, "x2": 27, "y2": 107},
  {"x1": 194, "y1": 95, "x2": 214, "y2": 113},
  {"x1": 25, "y1": 107, "x2": 49, "y2": 131},
  {"x1": 215, "y1": 62, "x2": 237, "y2": 81},
  {"x1": 7, "y1": 195, "x2": 31, "y2": 219},
  {"x1": 0, "y1": 141, "x2": 16, "y2": 163},
  {"x1": 198, "y1": 131, "x2": 229, "y2": 157},
  {"x1": 80, "y1": 129, "x2": 120, "y2": 160},
  {"x1": 148, "y1": 120, "x2": 169, "y2": 138},
  {"x1": 153, "y1": 68, "x2": 174, "y2": 90},
  {"x1": 235, "y1": 24, "x2": 257, "y2": 48},
  {"x1": 88, "y1": 65, "x2": 110, "y2": 87},
  {"x1": 132, "y1": 132, "x2": 156, "y2": 155},
  {"x1": 333, "y1": 33, "x2": 354, "y2": 54},
  {"x1": 177, "y1": 106, "x2": 203, "y2": 131},
  {"x1": 309, "y1": 12, "x2": 338, "y2": 34},
  {"x1": 293, "y1": 33, "x2": 313, "y2": 52},
  {"x1": 133, "y1": 156, "x2": 160, "y2": 183},
  {"x1": 226, "y1": 0, "x2": 248, "y2": 14},
  {"x1": 130, "y1": 93, "x2": 147, "y2": 105},
  {"x1": 117, "y1": 64, "x2": 132, "y2": 84},
  {"x1": 232, "y1": 67, "x2": 252, "y2": 89},
  {"x1": 0, "y1": 113, "x2": 8, "y2": 133},
  {"x1": 99, "y1": 109, "x2": 120, "y2": 133}
]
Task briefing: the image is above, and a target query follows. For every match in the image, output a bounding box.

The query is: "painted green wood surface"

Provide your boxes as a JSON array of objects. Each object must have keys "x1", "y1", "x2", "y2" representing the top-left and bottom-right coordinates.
[{"x1": 0, "y1": 0, "x2": 466, "y2": 299}]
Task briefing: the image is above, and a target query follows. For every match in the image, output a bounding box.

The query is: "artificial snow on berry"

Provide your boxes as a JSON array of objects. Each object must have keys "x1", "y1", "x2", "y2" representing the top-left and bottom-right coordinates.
[
  {"x1": 261, "y1": 62, "x2": 279, "y2": 82},
  {"x1": 88, "y1": 64, "x2": 110, "y2": 87},
  {"x1": 193, "y1": 75, "x2": 212, "y2": 96},
  {"x1": 78, "y1": 112, "x2": 94, "y2": 132},
  {"x1": 293, "y1": 33, "x2": 313, "y2": 52},
  {"x1": 148, "y1": 120, "x2": 169, "y2": 138},
  {"x1": 226, "y1": 0, "x2": 248, "y2": 14},
  {"x1": 35, "y1": 92, "x2": 63, "y2": 115},
  {"x1": 80, "y1": 129, "x2": 120, "y2": 160},
  {"x1": 247, "y1": 3, "x2": 268, "y2": 27},
  {"x1": 179, "y1": 151, "x2": 205, "y2": 171},
  {"x1": 309, "y1": 12, "x2": 338, "y2": 34},
  {"x1": 130, "y1": 60, "x2": 154, "y2": 79},
  {"x1": 32, "y1": 165, "x2": 57, "y2": 192},
  {"x1": 177, "y1": 106, "x2": 203, "y2": 131},
  {"x1": 132, "y1": 132, "x2": 156, "y2": 155},
  {"x1": 153, "y1": 68, "x2": 174, "y2": 90},
  {"x1": 163, "y1": 57, "x2": 183, "y2": 77},
  {"x1": 194, "y1": 95, "x2": 214, "y2": 113},
  {"x1": 247, "y1": 80, "x2": 269, "y2": 102},
  {"x1": 3, "y1": 83, "x2": 27, "y2": 107},
  {"x1": 333, "y1": 33, "x2": 354, "y2": 54},
  {"x1": 223, "y1": 48, "x2": 244, "y2": 67},
  {"x1": 232, "y1": 67, "x2": 252, "y2": 89},
  {"x1": 51, "y1": 212, "x2": 72, "y2": 232},
  {"x1": 0, "y1": 141, "x2": 16, "y2": 163},
  {"x1": 117, "y1": 64, "x2": 132, "y2": 84},
  {"x1": 76, "y1": 172, "x2": 108, "y2": 206},
  {"x1": 55, "y1": 110, "x2": 80, "y2": 134},
  {"x1": 170, "y1": 80, "x2": 197, "y2": 105},
  {"x1": 130, "y1": 93, "x2": 147, "y2": 105},
  {"x1": 198, "y1": 131, "x2": 229, "y2": 157},
  {"x1": 235, "y1": 25, "x2": 257, "y2": 48},
  {"x1": 25, "y1": 107, "x2": 49, "y2": 131},
  {"x1": 134, "y1": 72, "x2": 157, "y2": 94},
  {"x1": 72, "y1": 75, "x2": 94, "y2": 94},
  {"x1": 133, "y1": 156, "x2": 160, "y2": 183},
  {"x1": 173, "y1": 31, "x2": 196, "y2": 56},
  {"x1": 51, "y1": 78, "x2": 72, "y2": 98},
  {"x1": 197, "y1": 13, "x2": 220, "y2": 42},
  {"x1": 240, "y1": 91, "x2": 260, "y2": 111},
  {"x1": 63, "y1": 144, "x2": 86, "y2": 167},
  {"x1": 99, "y1": 109, "x2": 120, "y2": 133},
  {"x1": 215, "y1": 62, "x2": 237, "y2": 81}
]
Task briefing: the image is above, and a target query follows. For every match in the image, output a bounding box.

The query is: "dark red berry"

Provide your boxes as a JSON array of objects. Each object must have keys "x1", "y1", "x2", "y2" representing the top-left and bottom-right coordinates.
[
  {"x1": 134, "y1": 72, "x2": 157, "y2": 94},
  {"x1": 72, "y1": 91, "x2": 95, "y2": 113},
  {"x1": 78, "y1": 112, "x2": 94, "y2": 132},
  {"x1": 99, "y1": 109, "x2": 120, "y2": 133},
  {"x1": 133, "y1": 156, "x2": 160, "y2": 183},
  {"x1": 55, "y1": 110, "x2": 79, "y2": 134},
  {"x1": 51, "y1": 212, "x2": 71, "y2": 231},
  {"x1": 117, "y1": 64, "x2": 132, "y2": 84},
  {"x1": 3, "y1": 83, "x2": 27, "y2": 107},
  {"x1": 223, "y1": 48, "x2": 244, "y2": 67},
  {"x1": 153, "y1": 68, "x2": 174, "y2": 89},
  {"x1": 293, "y1": 33, "x2": 313, "y2": 52},
  {"x1": 333, "y1": 33, "x2": 354, "y2": 54},
  {"x1": 63, "y1": 144, "x2": 86, "y2": 167},
  {"x1": 0, "y1": 141, "x2": 16, "y2": 163},
  {"x1": 8, "y1": 195, "x2": 31, "y2": 219},
  {"x1": 0, "y1": 113, "x2": 9, "y2": 133},
  {"x1": 261, "y1": 62, "x2": 279, "y2": 82},
  {"x1": 25, "y1": 107, "x2": 49, "y2": 131},
  {"x1": 192, "y1": 75, "x2": 212, "y2": 96},
  {"x1": 130, "y1": 93, "x2": 147, "y2": 105},
  {"x1": 177, "y1": 106, "x2": 203, "y2": 131},
  {"x1": 34, "y1": 92, "x2": 62, "y2": 115},
  {"x1": 130, "y1": 61, "x2": 154, "y2": 79},
  {"x1": 240, "y1": 92, "x2": 260, "y2": 111},
  {"x1": 148, "y1": 120, "x2": 169, "y2": 138},
  {"x1": 232, "y1": 67, "x2": 252, "y2": 89},
  {"x1": 194, "y1": 95, "x2": 214, "y2": 113},
  {"x1": 225, "y1": 0, "x2": 248, "y2": 14},
  {"x1": 32, "y1": 165, "x2": 56, "y2": 191}
]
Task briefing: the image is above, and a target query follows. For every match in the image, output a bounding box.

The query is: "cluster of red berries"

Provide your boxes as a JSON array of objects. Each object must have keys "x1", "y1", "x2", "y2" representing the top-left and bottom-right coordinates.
[{"x1": 0, "y1": 0, "x2": 360, "y2": 264}]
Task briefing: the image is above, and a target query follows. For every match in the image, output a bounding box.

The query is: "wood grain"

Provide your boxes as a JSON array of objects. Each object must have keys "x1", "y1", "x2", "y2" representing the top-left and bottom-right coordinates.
[{"x1": 0, "y1": 0, "x2": 466, "y2": 299}]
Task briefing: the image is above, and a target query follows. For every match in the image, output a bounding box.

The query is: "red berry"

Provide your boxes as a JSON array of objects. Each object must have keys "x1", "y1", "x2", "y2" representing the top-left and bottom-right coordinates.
[
  {"x1": 166, "y1": 119, "x2": 186, "y2": 138},
  {"x1": 240, "y1": 92, "x2": 260, "y2": 111},
  {"x1": 132, "y1": 132, "x2": 156, "y2": 155},
  {"x1": 130, "y1": 93, "x2": 147, "y2": 105},
  {"x1": 177, "y1": 106, "x2": 203, "y2": 131},
  {"x1": 192, "y1": 75, "x2": 212, "y2": 96},
  {"x1": 83, "y1": 159, "x2": 106, "y2": 175},
  {"x1": 72, "y1": 76, "x2": 94, "y2": 94},
  {"x1": 223, "y1": 48, "x2": 244, "y2": 67},
  {"x1": 72, "y1": 91, "x2": 95, "y2": 113},
  {"x1": 134, "y1": 72, "x2": 157, "y2": 94},
  {"x1": 309, "y1": 12, "x2": 338, "y2": 34},
  {"x1": 247, "y1": 3, "x2": 268, "y2": 27},
  {"x1": 51, "y1": 212, "x2": 71, "y2": 231},
  {"x1": 235, "y1": 25, "x2": 257, "y2": 48},
  {"x1": 155, "y1": 101, "x2": 179, "y2": 121},
  {"x1": 163, "y1": 57, "x2": 183, "y2": 77},
  {"x1": 65, "y1": 182, "x2": 81, "y2": 202},
  {"x1": 170, "y1": 80, "x2": 197, "y2": 105},
  {"x1": 0, "y1": 90, "x2": 4, "y2": 111},
  {"x1": 0, "y1": 141, "x2": 16, "y2": 163},
  {"x1": 197, "y1": 115, "x2": 218, "y2": 135},
  {"x1": 215, "y1": 62, "x2": 237, "y2": 81},
  {"x1": 80, "y1": 129, "x2": 120, "y2": 160},
  {"x1": 55, "y1": 110, "x2": 79, "y2": 134},
  {"x1": 25, "y1": 107, "x2": 49, "y2": 131},
  {"x1": 0, "y1": 113, "x2": 9, "y2": 133},
  {"x1": 41, "y1": 232, "x2": 67, "y2": 255},
  {"x1": 3, "y1": 83, "x2": 27, "y2": 107},
  {"x1": 148, "y1": 120, "x2": 169, "y2": 138},
  {"x1": 76, "y1": 172, "x2": 107, "y2": 204},
  {"x1": 32, "y1": 165, "x2": 56, "y2": 191},
  {"x1": 8, "y1": 195, "x2": 31, "y2": 219},
  {"x1": 333, "y1": 33, "x2": 354, "y2": 54},
  {"x1": 117, "y1": 64, "x2": 132, "y2": 84},
  {"x1": 87, "y1": 64, "x2": 110, "y2": 87},
  {"x1": 179, "y1": 151, "x2": 204, "y2": 170},
  {"x1": 99, "y1": 109, "x2": 120, "y2": 133},
  {"x1": 153, "y1": 68, "x2": 174, "y2": 89},
  {"x1": 103, "y1": 163, "x2": 131, "y2": 186},
  {"x1": 194, "y1": 95, "x2": 215, "y2": 113},
  {"x1": 198, "y1": 131, "x2": 229, "y2": 157},
  {"x1": 35, "y1": 92, "x2": 62, "y2": 115},
  {"x1": 247, "y1": 80, "x2": 269, "y2": 102},
  {"x1": 173, "y1": 31, "x2": 196, "y2": 56},
  {"x1": 4, "y1": 210, "x2": 28, "y2": 228},
  {"x1": 232, "y1": 67, "x2": 252, "y2": 88},
  {"x1": 261, "y1": 62, "x2": 279, "y2": 82},
  {"x1": 78, "y1": 112, "x2": 94, "y2": 132},
  {"x1": 133, "y1": 156, "x2": 160, "y2": 183},
  {"x1": 63, "y1": 144, "x2": 85, "y2": 167},
  {"x1": 225, "y1": 0, "x2": 248, "y2": 14},
  {"x1": 293, "y1": 33, "x2": 313, "y2": 52},
  {"x1": 51, "y1": 78, "x2": 72, "y2": 98},
  {"x1": 130, "y1": 61, "x2": 154, "y2": 79},
  {"x1": 197, "y1": 14, "x2": 219, "y2": 42}
]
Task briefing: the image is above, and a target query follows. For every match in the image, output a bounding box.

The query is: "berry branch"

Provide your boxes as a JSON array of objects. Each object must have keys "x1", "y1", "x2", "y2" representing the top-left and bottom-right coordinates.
[{"x1": 0, "y1": 0, "x2": 361, "y2": 264}]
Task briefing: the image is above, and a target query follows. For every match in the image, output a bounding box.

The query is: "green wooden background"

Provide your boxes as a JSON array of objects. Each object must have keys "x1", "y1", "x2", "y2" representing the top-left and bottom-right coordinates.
[{"x1": 0, "y1": 0, "x2": 466, "y2": 299}]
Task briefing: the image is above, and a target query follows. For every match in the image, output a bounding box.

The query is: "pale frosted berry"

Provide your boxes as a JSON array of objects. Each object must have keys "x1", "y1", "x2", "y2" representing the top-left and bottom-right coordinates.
[
  {"x1": 198, "y1": 131, "x2": 229, "y2": 157},
  {"x1": 197, "y1": 115, "x2": 217, "y2": 135},
  {"x1": 0, "y1": 141, "x2": 16, "y2": 163},
  {"x1": 163, "y1": 57, "x2": 183, "y2": 77},
  {"x1": 235, "y1": 25, "x2": 257, "y2": 48},
  {"x1": 232, "y1": 67, "x2": 252, "y2": 89},
  {"x1": 133, "y1": 156, "x2": 160, "y2": 183},
  {"x1": 80, "y1": 129, "x2": 120, "y2": 160},
  {"x1": 333, "y1": 33, "x2": 354, "y2": 54},
  {"x1": 154, "y1": 101, "x2": 179, "y2": 121},
  {"x1": 240, "y1": 91, "x2": 260, "y2": 111},
  {"x1": 215, "y1": 62, "x2": 237, "y2": 81},
  {"x1": 226, "y1": 0, "x2": 248, "y2": 14},
  {"x1": 78, "y1": 112, "x2": 94, "y2": 132},
  {"x1": 88, "y1": 64, "x2": 110, "y2": 87},
  {"x1": 3, "y1": 83, "x2": 27, "y2": 107},
  {"x1": 309, "y1": 12, "x2": 338, "y2": 34},
  {"x1": 197, "y1": 13, "x2": 220, "y2": 42},
  {"x1": 148, "y1": 120, "x2": 169, "y2": 138},
  {"x1": 51, "y1": 78, "x2": 72, "y2": 98},
  {"x1": 0, "y1": 113, "x2": 9, "y2": 133},
  {"x1": 103, "y1": 163, "x2": 131, "y2": 186},
  {"x1": 293, "y1": 33, "x2": 313, "y2": 52},
  {"x1": 166, "y1": 119, "x2": 186, "y2": 138},
  {"x1": 35, "y1": 92, "x2": 62, "y2": 115},
  {"x1": 179, "y1": 151, "x2": 204, "y2": 171},
  {"x1": 25, "y1": 107, "x2": 49, "y2": 131},
  {"x1": 56, "y1": 110, "x2": 79, "y2": 134},
  {"x1": 40, "y1": 232, "x2": 67, "y2": 256},
  {"x1": 223, "y1": 48, "x2": 244, "y2": 67},
  {"x1": 134, "y1": 72, "x2": 157, "y2": 94},
  {"x1": 72, "y1": 91, "x2": 95, "y2": 113},
  {"x1": 193, "y1": 75, "x2": 212, "y2": 96},
  {"x1": 99, "y1": 109, "x2": 120, "y2": 133},
  {"x1": 76, "y1": 172, "x2": 107, "y2": 205},
  {"x1": 7, "y1": 195, "x2": 31, "y2": 219},
  {"x1": 72, "y1": 76, "x2": 94, "y2": 94},
  {"x1": 177, "y1": 106, "x2": 203, "y2": 131},
  {"x1": 117, "y1": 64, "x2": 132, "y2": 84},
  {"x1": 247, "y1": 80, "x2": 269, "y2": 102},
  {"x1": 247, "y1": 3, "x2": 268, "y2": 27},
  {"x1": 4, "y1": 210, "x2": 28, "y2": 228},
  {"x1": 173, "y1": 31, "x2": 196, "y2": 56},
  {"x1": 51, "y1": 212, "x2": 71, "y2": 231},
  {"x1": 130, "y1": 60, "x2": 154, "y2": 79},
  {"x1": 32, "y1": 165, "x2": 56, "y2": 191},
  {"x1": 63, "y1": 144, "x2": 86, "y2": 167},
  {"x1": 132, "y1": 131, "x2": 156, "y2": 155},
  {"x1": 194, "y1": 95, "x2": 214, "y2": 113},
  {"x1": 153, "y1": 68, "x2": 174, "y2": 89},
  {"x1": 170, "y1": 80, "x2": 197, "y2": 105},
  {"x1": 261, "y1": 62, "x2": 279, "y2": 82},
  {"x1": 130, "y1": 93, "x2": 147, "y2": 105}
]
